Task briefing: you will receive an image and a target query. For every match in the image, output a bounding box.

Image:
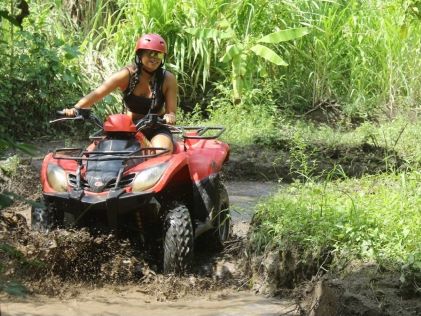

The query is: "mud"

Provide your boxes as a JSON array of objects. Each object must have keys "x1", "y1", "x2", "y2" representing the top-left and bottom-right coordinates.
[
  {"x1": 0, "y1": 179, "x2": 232, "y2": 294},
  {"x1": 249, "y1": 250, "x2": 421, "y2": 316},
  {"x1": 297, "y1": 266, "x2": 421, "y2": 316},
  {"x1": 1, "y1": 162, "x2": 292, "y2": 315},
  {"x1": 224, "y1": 141, "x2": 407, "y2": 182},
  {"x1": 2, "y1": 290, "x2": 299, "y2": 316}
]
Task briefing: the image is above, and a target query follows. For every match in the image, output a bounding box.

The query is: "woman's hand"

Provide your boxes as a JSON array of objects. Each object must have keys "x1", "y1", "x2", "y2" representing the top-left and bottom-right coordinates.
[
  {"x1": 62, "y1": 107, "x2": 78, "y2": 117},
  {"x1": 163, "y1": 113, "x2": 176, "y2": 125}
]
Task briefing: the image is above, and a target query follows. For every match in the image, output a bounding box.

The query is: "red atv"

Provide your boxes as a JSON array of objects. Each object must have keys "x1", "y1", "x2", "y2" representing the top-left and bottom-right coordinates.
[{"x1": 32, "y1": 109, "x2": 231, "y2": 273}]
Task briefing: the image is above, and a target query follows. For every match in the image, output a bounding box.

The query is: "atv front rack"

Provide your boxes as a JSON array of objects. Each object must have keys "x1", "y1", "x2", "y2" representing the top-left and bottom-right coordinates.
[
  {"x1": 52, "y1": 147, "x2": 169, "y2": 161},
  {"x1": 52, "y1": 147, "x2": 169, "y2": 191}
]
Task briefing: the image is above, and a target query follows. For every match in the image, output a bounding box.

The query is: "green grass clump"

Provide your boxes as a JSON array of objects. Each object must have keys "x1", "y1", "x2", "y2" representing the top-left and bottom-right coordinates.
[
  {"x1": 281, "y1": 116, "x2": 421, "y2": 167},
  {"x1": 250, "y1": 171, "x2": 421, "y2": 272},
  {"x1": 181, "y1": 83, "x2": 280, "y2": 146}
]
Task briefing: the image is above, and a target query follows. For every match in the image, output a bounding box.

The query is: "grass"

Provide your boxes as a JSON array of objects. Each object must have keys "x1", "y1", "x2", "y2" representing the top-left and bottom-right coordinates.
[
  {"x1": 249, "y1": 171, "x2": 421, "y2": 275},
  {"x1": 178, "y1": 82, "x2": 280, "y2": 146},
  {"x1": 279, "y1": 116, "x2": 421, "y2": 168}
]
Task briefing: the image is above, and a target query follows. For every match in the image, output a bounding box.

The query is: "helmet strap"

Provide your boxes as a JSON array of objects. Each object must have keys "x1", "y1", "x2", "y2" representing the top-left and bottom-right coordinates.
[{"x1": 135, "y1": 54, "x2": 141, "y2": 67}]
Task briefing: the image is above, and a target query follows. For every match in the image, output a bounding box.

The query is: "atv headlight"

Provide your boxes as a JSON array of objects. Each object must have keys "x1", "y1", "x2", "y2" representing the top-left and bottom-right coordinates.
[
  {"x1": 47, "y1": 164, "x2": 67, "y2": 192},
  {"x1": 132, "y1": 163, "x2": 168, "y2": 192}
]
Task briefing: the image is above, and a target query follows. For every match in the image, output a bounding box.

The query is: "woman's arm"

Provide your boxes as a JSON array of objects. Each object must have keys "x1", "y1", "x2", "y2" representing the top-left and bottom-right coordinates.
[
  {"x1": 163, "y1": 71, "x2": 178, "y2": 124},
  {"x1": 63, "y1": 68, "x2": 130, "y2": 116}
]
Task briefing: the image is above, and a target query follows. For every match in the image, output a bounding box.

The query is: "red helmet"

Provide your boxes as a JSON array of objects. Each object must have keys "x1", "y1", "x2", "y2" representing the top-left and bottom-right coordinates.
[{"x1": 135, "y1": 34, "x2": 167, "y2": 54}]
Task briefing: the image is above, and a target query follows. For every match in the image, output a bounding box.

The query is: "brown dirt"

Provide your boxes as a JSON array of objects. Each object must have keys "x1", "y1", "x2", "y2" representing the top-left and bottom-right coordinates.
[
  {"x1": 248, "y1": 249, "x2": 421, "y2": 316},
  {"x1": 224, "y1": 142, "x2": 407, "y2": 182},
  {"x1": 297, "y1": 265, "x2": 421, "y2": 316}
]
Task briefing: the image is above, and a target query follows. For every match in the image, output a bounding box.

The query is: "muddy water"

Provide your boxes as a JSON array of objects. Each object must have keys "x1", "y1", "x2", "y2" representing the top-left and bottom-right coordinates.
[
  {"x1": 2, "y1": 181, "x2": 297, "y2": 316},
  {"x1": 3, "y1": 290, "x2": 298, "y2": 316},
  {"x1": 227, "y1": 181, "x2": 279, "y2": 237}
]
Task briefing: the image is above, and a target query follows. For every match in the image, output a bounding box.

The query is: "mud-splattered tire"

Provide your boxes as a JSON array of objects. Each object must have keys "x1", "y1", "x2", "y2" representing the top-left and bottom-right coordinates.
[
  {"x1": 31, "y1": 199, "x2": 62, "y2": 232},
  {"x1": 163, "y1": 204, "x2": 194, "y2": 274},
  {"x1": 210, "y1": 183, "x2": 231, "y2": 249}
]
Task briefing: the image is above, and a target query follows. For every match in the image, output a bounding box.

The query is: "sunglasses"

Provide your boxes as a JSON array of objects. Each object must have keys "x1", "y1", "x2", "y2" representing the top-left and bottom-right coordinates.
[{"x1": 144, "y1": 50, "x2": 165, "y2": 60}]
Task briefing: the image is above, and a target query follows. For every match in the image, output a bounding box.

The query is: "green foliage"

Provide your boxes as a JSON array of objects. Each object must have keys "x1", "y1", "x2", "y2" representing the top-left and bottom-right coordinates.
[
  {"x1": 278, "y1": 0, "x2": 421, "y2": 115},
  {"x1": 250, "y1": 171, "x2": 421, "y2": 274},
  {"x1": 1, "y1": 0, "x2": 421, "y2": 139},
  {"x1": 187, "y1": 24, "x2": 309, "y2": 101},
  {"x1": 0, "y1": 0, "x2": 84, "y2": 139},
  {"x1": 283, "y1": 117, "x2": 421, "y2": 169},
  {"x1": 89, "y1": 0, "x2": 419, "y2": 117},
  {"x1": 189, "y1": 79, "x2": 280, "y2": 146}
]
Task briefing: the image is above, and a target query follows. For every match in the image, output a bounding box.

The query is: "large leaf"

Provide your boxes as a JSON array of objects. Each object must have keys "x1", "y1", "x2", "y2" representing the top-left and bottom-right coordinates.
[
  {"x1": 257, "y1": 27, "x2": 310, "y2": 44},
  {"x1": 220, "y1": 44, "x2": 242, "y2": 63},
  {"x1": 250, "y1": 44, "x2": 288, "y2": 66},
  {"x1": 185, "y1": 28, "x2": 233, "y2": 40}
]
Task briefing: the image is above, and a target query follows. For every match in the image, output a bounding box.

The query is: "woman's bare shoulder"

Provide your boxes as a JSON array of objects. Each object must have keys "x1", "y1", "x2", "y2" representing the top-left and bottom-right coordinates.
[
  {"x1": 122, "y1": 64, "x2": 136, "y2": 75},
  {"x1": 163, "y1": 70, "x2": 176, "y2": 83},
  {"x1": 114, "y1": 65, "x2": 134, "y2": 90}
]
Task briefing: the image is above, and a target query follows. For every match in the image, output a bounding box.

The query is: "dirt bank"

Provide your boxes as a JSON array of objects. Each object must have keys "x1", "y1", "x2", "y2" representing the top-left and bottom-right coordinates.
[
  {"x1": 248, "y1": 249, "x2": 421, "y2": 315},
  {"x1": 224, "y1": 142, "x2": 407, "y2": 181}
]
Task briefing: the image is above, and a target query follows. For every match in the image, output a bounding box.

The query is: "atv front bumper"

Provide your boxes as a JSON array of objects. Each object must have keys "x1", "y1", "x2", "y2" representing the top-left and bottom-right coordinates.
[{"x1": 43, "y1": 189, "x2": 155, "y2": 228}]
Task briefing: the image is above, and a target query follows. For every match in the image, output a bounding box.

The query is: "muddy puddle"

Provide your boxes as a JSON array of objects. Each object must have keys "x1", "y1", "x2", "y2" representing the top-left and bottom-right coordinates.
[
  {"x1": 1, "y1": 160, "x2": 290, "y2": 316},
  {"x1": 3, "y1": 290, "x2": 298, "y2": 316}
]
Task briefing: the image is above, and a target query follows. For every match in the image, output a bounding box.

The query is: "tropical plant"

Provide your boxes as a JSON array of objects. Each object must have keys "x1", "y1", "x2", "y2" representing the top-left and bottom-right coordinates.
[{"x1": 186, "y1": 25, "x2": 310, "y2": 102}]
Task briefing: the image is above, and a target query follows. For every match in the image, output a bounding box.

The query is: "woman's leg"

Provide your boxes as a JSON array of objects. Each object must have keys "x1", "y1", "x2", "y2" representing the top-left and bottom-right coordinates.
[{"x1": 150, "y1": 133, "x2": 173, "y2": 155}]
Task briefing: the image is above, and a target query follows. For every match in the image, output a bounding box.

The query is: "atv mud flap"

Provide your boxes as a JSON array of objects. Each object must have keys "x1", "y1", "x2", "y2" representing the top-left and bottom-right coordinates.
[{"x1": 43, "y1": 189, "x2": 154, "y2": 229}]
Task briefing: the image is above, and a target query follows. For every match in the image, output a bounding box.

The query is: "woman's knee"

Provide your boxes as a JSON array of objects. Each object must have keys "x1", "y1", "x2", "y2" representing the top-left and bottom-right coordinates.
[{"x1": 151, "y1": 134, "x2": 173, "y2": 153}]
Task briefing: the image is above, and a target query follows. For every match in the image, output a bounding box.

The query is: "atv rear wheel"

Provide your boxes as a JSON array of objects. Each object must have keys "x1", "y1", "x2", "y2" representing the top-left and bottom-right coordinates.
[
  {"x1": 210, "y1": 183, "x2": 231, "y2": 249},
  {"x1": 163, "y1": 204, "x2": 194, "y2": 274},
  {"x1": 31, "y1": 199, "x2": 63, "y2": 232}
]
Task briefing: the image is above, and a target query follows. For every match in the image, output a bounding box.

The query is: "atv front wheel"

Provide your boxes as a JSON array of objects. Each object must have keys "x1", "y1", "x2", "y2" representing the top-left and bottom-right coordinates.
[
  {"x1": 31, "y1": 199, "x2": 62, "y2": 232},
  {"x1": 163, "y1": 204, "x2": 194, "y2": 274},
  {"x1": 210, "y1": 183, "x2": 231, "y2": 249}
]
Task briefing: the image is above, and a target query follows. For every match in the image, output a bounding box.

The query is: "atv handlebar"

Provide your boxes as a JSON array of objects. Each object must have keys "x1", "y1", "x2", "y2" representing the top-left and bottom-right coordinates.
[
  {"x1": 50, "y1": 109, "x2": 168, "y2": 132},
  {"x1": 50, "y1": 109, "x2": 103, "y2": 129},
  {"x1": 50, "y1": 109, "x2": 224, "y2": 139}
]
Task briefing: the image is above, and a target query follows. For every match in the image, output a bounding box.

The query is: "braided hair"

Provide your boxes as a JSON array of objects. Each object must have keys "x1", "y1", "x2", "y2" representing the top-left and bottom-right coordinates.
[{"x1": 122, "y1": 53, "x2": 164, "y2": 113}]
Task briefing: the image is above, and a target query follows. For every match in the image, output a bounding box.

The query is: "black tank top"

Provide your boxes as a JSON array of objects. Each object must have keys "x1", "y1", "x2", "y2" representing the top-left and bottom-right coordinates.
[{"x1": 123, "y1": 66, "x2": 166, "y2": 115}]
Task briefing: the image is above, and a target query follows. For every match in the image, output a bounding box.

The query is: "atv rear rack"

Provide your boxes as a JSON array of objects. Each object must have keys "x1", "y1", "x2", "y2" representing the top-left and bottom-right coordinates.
[
  {"x1": 52, "y1": 147, "x2": 169, "y2": 162},
  {"x1": 175, "y1": 126, "x2": 225, "y2": 139}
]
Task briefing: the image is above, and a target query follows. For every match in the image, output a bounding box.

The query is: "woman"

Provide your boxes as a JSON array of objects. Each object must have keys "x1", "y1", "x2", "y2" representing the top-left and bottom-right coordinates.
[{"x1": 63, "y1": 33, "x2": 177, "y2": 153}]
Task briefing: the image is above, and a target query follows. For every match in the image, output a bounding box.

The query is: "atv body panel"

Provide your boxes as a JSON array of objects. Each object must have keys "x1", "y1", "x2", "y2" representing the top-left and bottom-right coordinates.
[{"x1": 39, "y1": 114, "x2": 229, "y2": 236}]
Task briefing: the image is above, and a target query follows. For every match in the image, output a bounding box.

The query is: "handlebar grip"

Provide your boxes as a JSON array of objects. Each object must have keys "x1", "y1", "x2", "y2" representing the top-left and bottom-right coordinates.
[{"x1": 56, "y1": 110, "x2": 66, "y2": 116}]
